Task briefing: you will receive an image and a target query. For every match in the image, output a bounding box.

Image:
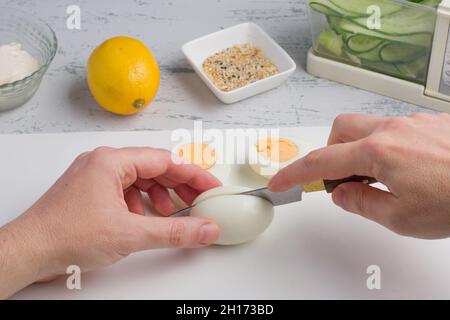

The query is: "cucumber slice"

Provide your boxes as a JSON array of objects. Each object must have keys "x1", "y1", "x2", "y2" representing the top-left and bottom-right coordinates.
[
  {"x1": 310, "y1": 0, "x2": 365, "y2": 18},
  {"x1": 379, "y1": 42, "x2": 426, "y2": 63},
  {"x1": 353, "y1": 46, "x2": 382, "y2": 62},
  {"x1": 344, "y1": 51, "x2": 362, "y2": 65},
  {"x1": 327, "y1": 16, "x2": 344, "y2": 34},
  {"x1": 310, "y1": 3, "x2": 342, "y2": 17},
  {"x1": 395, "y1": 56, "x2": 428, "y2": 79},
  {"x1": 319, "y1": 28, "x2": 343, "y2": 56},
  {"x1": 337, "y1": 18, "x2": 433, "y2": 46},
  {"x1": 346, "y1": 34, "x2": 384, "y2": 53},
  {"x1": 362, "y1": 60, "x2": 403, "y2": 77},
  {"x1": 352, "y1": 6, "x2": 436, "y2": 35},
  {"x1": 329, "y1": 0, "x2": 402, "y2": 16}
]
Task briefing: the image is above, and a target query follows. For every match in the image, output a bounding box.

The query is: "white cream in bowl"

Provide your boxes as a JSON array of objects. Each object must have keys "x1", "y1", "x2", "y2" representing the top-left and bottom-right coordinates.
[{"x1": 0, "y1": 43, "x2": 39, "y2": 86}]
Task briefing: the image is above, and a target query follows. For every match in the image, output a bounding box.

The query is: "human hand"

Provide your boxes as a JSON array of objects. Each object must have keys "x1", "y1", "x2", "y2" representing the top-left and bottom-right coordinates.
[
  {"x1": 269, "y1": 113, "x2": 450, "y2": 239},
  {"x1": 0, "y1": 147, "x2": 221, "y2": 298}
]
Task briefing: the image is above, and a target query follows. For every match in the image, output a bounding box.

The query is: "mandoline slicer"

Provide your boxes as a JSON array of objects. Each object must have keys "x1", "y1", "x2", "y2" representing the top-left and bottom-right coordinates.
[{"x1": 306, "y1": 0, "x2": 450, "y2": 112}]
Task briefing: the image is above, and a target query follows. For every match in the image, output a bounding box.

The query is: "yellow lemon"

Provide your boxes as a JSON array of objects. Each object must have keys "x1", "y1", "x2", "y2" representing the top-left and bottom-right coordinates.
[{"x1": 87, "y1": 36, "x2": 160, "y2": 115}]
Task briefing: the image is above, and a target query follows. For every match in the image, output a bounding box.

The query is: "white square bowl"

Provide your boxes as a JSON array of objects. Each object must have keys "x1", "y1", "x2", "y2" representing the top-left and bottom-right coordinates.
[{"x1": 182, "y1": 22, "x2": 297, "y2": 104}]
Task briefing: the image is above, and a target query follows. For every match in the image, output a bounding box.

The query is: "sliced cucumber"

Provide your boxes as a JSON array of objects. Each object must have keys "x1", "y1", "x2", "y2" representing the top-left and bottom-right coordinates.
[
  {"x1": 310, "y1": 0, "x2": 365, "y2": 18},
  {"x1": 319, "y1": 28, "x2": 343, "y2": 56},
  {"x1": 346, "y1": 34, "x2": 384, "y2": 53},
  {"x1": 327, "y1": 15, "x2": 344, "y2": 34},
  {"x1": 379, "y1": 42, "x2": 426, "y2": 63},
  {"x1": 308, "y1": 0, "x2": 440, "y2": 85},
  {"x1": 337, "y1": 18, "x2": 433, "y2": 47},
  {"x1": 396, "y1": 56, "x2": 428, "y2": 79},
  {"x1": 352, "y1": 6, "x2": 436, "y2": 35},
  {"x1": 353, "y1": 45, "x2": 382, "y2": 62},
  {"x1": 310, "y1": 3, "x2": 342, "y2": 17},
  {"x1": 363, "y1": 60, "x2": 402, "y2": 77},
  {"x1": 329, "y1": 0, "x2": 402, "y2": 16},
  {"x1": 344, "y1": 51, "x2": 362, "y2": 65}
]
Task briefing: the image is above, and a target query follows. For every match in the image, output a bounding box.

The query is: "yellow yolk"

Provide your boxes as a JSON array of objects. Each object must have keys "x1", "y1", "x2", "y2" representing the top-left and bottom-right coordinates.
[
  {"x1": 256, "y1": 138, "x2": 299, "y2": 162},
  {"x1": 178, "y1": 143, "x2": 216, "y2": 170}
]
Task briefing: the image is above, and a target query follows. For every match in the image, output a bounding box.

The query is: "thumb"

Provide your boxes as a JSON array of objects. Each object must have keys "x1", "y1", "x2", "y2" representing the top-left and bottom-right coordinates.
[
  {"x1": 130, "y1": 215, "x2": 220, "y2": 251},
  {"x1": 332, "y1": 182, "x2": 397, "y2": 227}
]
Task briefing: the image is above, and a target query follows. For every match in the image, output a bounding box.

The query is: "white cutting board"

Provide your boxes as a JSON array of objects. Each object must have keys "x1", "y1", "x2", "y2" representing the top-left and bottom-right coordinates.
[{"x1": 1, "y1": 127, "x2": 450, "y2": 300}]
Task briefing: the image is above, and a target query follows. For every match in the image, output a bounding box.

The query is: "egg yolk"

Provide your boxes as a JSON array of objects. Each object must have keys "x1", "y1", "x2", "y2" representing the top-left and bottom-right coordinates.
[
  {"x1": 256, "y1": 138, "x2": 299, "y2": 162},
  {"x1": 178, "y1": 143, "x2": 216, "y2": 170}
]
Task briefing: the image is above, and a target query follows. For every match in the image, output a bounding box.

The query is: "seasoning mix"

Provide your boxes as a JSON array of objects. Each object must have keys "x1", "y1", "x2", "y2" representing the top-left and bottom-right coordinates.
[{"x1": 202, "y1": 43, "x2": 279, "y2": 92}]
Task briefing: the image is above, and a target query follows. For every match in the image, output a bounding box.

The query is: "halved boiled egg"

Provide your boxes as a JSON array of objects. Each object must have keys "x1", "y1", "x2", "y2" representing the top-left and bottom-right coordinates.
[
  {"x1": 191, "y1": 186, "x2": 274, "y2": 245},
  {"x1": 249, "y1": 137, "x2": 308, "y2": 179},
  {"x1": 177, "y1": 143, "x2": 230, "y2": 183}
]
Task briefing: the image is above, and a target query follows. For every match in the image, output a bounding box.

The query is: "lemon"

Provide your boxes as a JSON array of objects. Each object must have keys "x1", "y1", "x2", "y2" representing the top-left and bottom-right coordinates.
[{"x1": 87, "y1": 36, "x2": 160, "y2": 115}]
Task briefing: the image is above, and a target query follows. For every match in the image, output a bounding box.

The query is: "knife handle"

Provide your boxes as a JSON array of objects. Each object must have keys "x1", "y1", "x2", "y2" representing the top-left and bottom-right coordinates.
[
  {"x1": 324, "y1": 176, "x2": 377, "y2": 193},
  {"x1": 304, "y1": 176, "x2": 378, "y2": 193}
]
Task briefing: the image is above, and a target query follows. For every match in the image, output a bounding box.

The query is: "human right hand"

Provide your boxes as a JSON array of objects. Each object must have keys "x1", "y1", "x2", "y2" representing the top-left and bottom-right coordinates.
[{"x1": 269, "y1": 113, "x2": 450, "y2": 239}]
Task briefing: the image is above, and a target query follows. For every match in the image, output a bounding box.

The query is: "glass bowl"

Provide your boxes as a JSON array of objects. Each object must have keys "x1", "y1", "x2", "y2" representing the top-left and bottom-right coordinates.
[{"x1": 0, "y1": 7, "x2": 57, "y2": 112}]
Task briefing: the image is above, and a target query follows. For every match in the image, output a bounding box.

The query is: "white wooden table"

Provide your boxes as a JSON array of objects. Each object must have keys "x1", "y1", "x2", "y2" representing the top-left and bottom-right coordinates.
[{"x1": 0, "y1": 0, "x2": 432, "y2": 134}]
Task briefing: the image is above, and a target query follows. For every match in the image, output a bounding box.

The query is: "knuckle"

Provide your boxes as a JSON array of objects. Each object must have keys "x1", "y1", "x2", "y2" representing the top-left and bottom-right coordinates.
[
  {"x1": 332, "y1": 114, "x2": 351, "y2": 130},
  {"x1": 87, "y1": 147, "x2": 115, "y2": 164},
  {"x1": 382, "y1": 116, "x2": 410, "y2": 130},
  {"x1": 74, "y1": 151, "x2": 89, "y2": 162},
  {"x1": 360, "y1": 137, "x2": 387, "y2": 179},
  {"x1": 410, "y1": 112, "x2": 435, "y2": 122},
  {"x1": 92, "y1": 146, "x2": 114, "y2": 156},
  {"x1": 361, "y1": 137, "x2": 385, "y2": 160},
  {"x1": 120, "y1": 161, "x2": 138, "y2": 186},
  {"x1": 168, "y1": 221, "x2": 187, "y2": 247}
]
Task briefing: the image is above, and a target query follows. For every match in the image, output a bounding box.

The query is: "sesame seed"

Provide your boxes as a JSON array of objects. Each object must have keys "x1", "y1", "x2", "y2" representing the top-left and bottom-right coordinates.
[{"x1": 202, "y1": 43, "x2": 279, "y2": 92}]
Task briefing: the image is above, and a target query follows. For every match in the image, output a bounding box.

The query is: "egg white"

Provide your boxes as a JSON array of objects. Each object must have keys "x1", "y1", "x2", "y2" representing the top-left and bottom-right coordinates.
[
  {"x1": 191, "y1": 186, "x2": 274, "y2": 245},
  {"x1": 206, "y1": 163, "x2": 231, "y2": 184},
  {"x1": 193, "y1": 185, "x2": 251, "y2": 205}
]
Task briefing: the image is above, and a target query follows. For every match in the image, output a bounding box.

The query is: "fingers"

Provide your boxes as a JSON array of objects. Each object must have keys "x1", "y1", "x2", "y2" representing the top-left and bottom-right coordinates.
[
  {"x1": 147, "y1": 183, "x2": 177, "y2": 216},
  {"x1": 328, "y1": 114, "x2": 384, "y2": 145},
  {"x1": 85, "y1": 147, "x2": 221, "y2": 215},
  {"x1": 268, "y1": 141, "x2": 373, "y2": 192},
  {"x1": 332, "y1": 182, "x2": 397, "y2": 228},
  {"x1": 124, "y1": 186, "x2": 144, "y2": 215},
  {"x1": 174, "y1": 184, "x2": 203, "y2": 206},
  {"x1": 115, "y1": 147, "x2": 221, "y2": 192},
  {"x1": 131, "y1": 215, "x2": 220, "y2": 250}
]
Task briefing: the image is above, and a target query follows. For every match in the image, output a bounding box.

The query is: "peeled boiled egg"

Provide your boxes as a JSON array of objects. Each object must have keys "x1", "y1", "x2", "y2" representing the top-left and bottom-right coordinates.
[
  {"x1": 191, "y1": 186, "x2": 274, "y2": 245},
  {"x1": 249, "y1": 137, "x2": 308, "y2": 179},
  {"x1": 177, "y1": 143, "x2": 230, "y2": 183}
]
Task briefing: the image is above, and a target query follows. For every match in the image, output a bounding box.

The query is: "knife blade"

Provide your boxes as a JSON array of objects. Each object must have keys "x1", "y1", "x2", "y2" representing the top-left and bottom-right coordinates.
[{"x1": 170, "y1": 175, "x2": 377, "y2": 217}]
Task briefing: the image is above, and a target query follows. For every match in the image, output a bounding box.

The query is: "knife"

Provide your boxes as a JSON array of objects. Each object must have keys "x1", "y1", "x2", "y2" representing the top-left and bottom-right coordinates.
[{"x1": 170, "y1": 175, "x2": 377, "y2": 217}]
